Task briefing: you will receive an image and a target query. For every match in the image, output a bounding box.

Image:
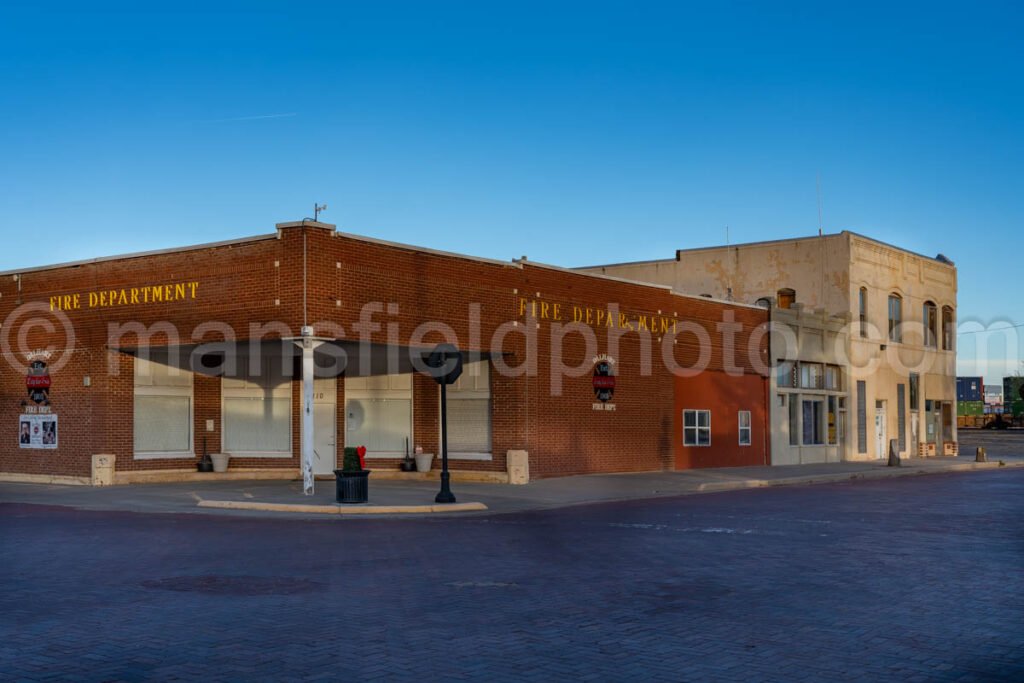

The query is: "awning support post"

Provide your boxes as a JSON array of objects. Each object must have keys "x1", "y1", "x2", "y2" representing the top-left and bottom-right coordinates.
[{"x1": 295, "y1": 327, "x2": 325, "y2": 496}]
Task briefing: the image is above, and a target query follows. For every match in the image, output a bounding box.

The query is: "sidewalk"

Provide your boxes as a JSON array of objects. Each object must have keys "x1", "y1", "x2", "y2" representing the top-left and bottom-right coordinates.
[{"x1": 2, "y1": 453, "x2": 1021, "y2": 518}]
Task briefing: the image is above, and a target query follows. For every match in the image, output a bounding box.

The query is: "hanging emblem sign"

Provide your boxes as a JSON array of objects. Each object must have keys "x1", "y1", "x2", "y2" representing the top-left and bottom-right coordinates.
[
  {"x1": 591, "y1": 354, "x2": 617, "y2": 411},
  {"x1": 26, "y1": 359, "x2": 52, "y2": 405}
]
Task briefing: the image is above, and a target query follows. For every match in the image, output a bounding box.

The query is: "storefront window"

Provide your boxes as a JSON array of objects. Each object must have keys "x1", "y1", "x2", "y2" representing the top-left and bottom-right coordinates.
[
  {"x1": 827, "y1": 396, "x2": 837, "y2": 445},
  {"x1": 134, "y1": 356, "x2": 192, "y2": 457},
  {"x1": 448, "y1": 361, "x2": 492, "y2": 456},
  {"x1": 222, "y1": 354, "x2": 292, "y2": 455},
  {"x1": 345, "y1": 374, "x2": 412, "y2": 456},
  {"x1": 802, "y1": 399, "x2": 825, "y2": 445}
]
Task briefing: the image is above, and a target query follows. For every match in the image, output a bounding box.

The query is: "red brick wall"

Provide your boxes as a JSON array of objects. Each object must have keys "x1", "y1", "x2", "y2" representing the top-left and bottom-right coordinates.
[
  {"x1": 674, "y1": 371, "x2": 769, "y2": 468},
  {"x1": 0, "y1": 225, "x2": 769, "y2": 480}
]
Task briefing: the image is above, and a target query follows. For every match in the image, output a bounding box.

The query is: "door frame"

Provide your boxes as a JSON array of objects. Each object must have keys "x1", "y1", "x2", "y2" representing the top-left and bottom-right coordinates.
[{"x1": 309, "y1": 378, "x2": 337, "y2": 476}]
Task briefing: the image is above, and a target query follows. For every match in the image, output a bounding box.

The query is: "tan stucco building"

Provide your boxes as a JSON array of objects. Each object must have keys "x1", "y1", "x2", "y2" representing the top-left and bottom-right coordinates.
[{"x1": 581, "y1": 231, "x2": 958, "y2": 464}]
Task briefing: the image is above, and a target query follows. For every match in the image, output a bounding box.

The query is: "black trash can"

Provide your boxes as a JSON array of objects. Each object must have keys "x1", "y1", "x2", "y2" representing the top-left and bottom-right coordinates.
[{"x1": 334, "y1": 469, "x2": 370, "y2": 504}]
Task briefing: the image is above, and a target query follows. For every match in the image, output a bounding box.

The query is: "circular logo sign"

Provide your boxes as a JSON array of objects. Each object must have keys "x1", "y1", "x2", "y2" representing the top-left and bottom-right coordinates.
[{"x1": 592, "y1": 360, "x2": 616, "y2": 402}]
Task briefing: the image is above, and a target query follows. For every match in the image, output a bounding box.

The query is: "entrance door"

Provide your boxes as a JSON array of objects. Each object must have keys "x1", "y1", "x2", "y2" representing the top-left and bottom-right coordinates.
[
  {"x1": 875, "y1": 401, "x2": 887, "y2": 459},
  {"x1": 311, "y1": 378, "x2": 337, "y2": 476}
]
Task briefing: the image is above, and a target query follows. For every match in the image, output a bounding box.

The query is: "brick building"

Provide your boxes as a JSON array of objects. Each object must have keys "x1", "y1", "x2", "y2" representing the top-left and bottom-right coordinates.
[{"x1": 1, "y1": 221, "x2": 770, "y2": 486}]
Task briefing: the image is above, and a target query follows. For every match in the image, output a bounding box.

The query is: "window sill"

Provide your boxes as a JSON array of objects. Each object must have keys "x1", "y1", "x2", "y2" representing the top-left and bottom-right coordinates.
[
  {"x1": 133, "y1": 452, "x2": 195, "y2": 460},
  {"x1": 223, "y1": 452, "x2": 293, "y2": 459},
  {"x1": 448, "y1": 452, "x2": 493, "y2": 461}
]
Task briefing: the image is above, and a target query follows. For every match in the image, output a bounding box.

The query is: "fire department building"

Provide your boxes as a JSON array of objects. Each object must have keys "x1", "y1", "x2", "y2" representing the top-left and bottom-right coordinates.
[{"x1": 0, "y1": 221, "x2": 770, "y2": 486}]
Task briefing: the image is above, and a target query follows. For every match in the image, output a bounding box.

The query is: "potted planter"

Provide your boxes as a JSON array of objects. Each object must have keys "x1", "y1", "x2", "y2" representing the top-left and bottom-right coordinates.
[
  {"x1": 210, "y1": 453, "x2": 230, "y2": 473},
  {"x1": 335, "y1": 446, "x2": 369, "y2": 504},
  {"x1": 414, "y1": 451, "x2": 434, "y2": 473}
]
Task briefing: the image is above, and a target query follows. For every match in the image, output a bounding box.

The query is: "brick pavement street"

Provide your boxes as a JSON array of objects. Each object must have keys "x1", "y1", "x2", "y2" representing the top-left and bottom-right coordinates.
[{"x1": 2, "y1": 470, "x2": 1023, "y2": 682}]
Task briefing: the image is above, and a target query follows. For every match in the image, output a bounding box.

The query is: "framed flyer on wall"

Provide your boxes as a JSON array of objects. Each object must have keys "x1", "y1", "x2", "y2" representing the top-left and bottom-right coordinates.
[{"x1": 19, "y1": 414, "x2": 58, "y2": 449}]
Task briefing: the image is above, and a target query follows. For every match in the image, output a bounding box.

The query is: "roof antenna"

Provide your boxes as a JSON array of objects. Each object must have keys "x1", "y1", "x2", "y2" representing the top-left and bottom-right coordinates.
[
  {"x1": 726, "y1": 225, "x2": 729, "y2": 246},
  {"x1": 816, "y1": 173, "x2": 824, "y2": 236},
  {"x1": 314, "y1": 203, "x2": 328, "y2": 222}
]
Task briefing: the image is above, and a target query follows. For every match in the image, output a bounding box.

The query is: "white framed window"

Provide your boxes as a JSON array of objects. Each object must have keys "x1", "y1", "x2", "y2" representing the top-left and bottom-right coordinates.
[
  {"x1": 683, "y1": 409, "x2": 711, "y2": 447},
  {"x1": 134, "y1": 356, "x2": 194, "y2": 459},
  {"x1": 738, "y1": 410, "x2": 752, "y2": 446},
  {"x1": 447, "y1": 361, "x2": 492, "y2": 459},
  {"x1": 345, "y1": 373, "x2": 412, "y2": 457},
  {"x1": 222, "y1": 354, "x2": 292, "y2": 456}
]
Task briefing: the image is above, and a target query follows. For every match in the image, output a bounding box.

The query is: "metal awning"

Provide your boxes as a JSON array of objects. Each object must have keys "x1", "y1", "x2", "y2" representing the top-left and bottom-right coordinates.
[{"x1": 112, "y1": 338, "x2": 497, "y2": 378}]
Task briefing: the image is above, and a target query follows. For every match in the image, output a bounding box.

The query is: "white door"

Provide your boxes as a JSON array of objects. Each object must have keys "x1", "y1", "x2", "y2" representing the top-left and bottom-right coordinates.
[
  {"x1": 875, "y1": 401, "x2": 887, "y2": 460},
  {"x1": 311, "y1": 378, "x2": 337, "y2": 476}
]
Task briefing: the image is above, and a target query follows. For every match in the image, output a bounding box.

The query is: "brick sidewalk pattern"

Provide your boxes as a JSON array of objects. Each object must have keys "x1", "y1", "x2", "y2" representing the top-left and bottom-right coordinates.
[{"x1": 2, "y1": 470, "x2": 1023, "y2": 681}]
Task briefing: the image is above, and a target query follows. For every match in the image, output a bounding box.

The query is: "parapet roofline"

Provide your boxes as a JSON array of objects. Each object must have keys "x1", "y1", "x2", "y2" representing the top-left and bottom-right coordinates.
[
  {"x1": 674, "y1": 230, "x2": 954, "y2": 268},
  {"x1": 0, "y1": 220, "x2": 782, "y2": 310},
  {"x1": 0, "y1": 234, "x2": 279, "y2": 278},
  {"x1": 521, "y1": 258, "x2": 764, "y2": 310}
]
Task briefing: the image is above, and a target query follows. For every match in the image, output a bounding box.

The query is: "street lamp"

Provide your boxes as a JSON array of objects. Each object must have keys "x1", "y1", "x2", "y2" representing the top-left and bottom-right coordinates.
[{"x1": 425, "y1": 343, "x2": 463, "y2": 504}]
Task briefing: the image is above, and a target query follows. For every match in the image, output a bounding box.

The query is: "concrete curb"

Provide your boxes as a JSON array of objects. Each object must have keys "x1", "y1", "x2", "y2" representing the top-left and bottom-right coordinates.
[
  {"x1": 196, "y1": 499, "x2": 489, "y2": 515},
  {"x1": 692, "y1": 460, "x2": 1024, "y2": 493}
]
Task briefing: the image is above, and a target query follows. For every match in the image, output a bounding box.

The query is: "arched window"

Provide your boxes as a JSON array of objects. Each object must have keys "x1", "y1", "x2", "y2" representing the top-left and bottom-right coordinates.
[
  {"x1": 923, "y1": 301, "x2": 938, "y2": 348},
  {"x1": 755, "y1": 297, "x2": 773, "y2": 309},
  {"x1": 888, "y1": 294, "x2": 902, "y2": 343},
  {"x1": 942, "y1": 306, "x2": 955, "y2": 351},
  {"x1": 777, "y1": 288, "x2": 796, "y2": 310},
  {"x1": 858, "y1": 287, "x2": 868, "y2": 338}
]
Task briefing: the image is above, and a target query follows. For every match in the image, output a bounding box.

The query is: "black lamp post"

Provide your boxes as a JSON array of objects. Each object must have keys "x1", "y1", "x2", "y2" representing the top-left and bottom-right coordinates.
[
  {"x1": 437, "y1": 378, "x2": 455, "y2": 503},
  {"x1": 426, "y1": 343, "x2": 463, "y2": 504}
]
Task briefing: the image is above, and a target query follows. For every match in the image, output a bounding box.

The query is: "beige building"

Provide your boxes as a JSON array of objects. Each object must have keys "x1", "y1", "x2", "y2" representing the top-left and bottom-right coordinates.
[{"x1": 581, "y1": 231, "x2": 958, "y2": 463}]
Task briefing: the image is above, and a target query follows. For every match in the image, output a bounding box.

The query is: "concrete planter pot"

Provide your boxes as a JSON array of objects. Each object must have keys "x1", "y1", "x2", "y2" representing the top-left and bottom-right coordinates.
[
  {"x1": 210, "y1": 453, "x2": 230, "y2": 473},
  {"x1": 414, "y1": 453, "x2": 434, "y2": 473}
]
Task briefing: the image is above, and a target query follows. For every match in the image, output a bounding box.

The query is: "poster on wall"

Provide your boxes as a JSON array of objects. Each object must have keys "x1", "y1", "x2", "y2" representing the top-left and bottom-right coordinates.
[{"x1": 19, "y1": 414, "x2": 58, "y2": 449}]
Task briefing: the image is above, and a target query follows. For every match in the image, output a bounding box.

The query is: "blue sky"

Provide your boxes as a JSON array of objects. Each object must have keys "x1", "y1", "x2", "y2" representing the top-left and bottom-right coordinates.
[{"x1": 1, "y1": 1, "x2": 1021, "y2": 382}]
